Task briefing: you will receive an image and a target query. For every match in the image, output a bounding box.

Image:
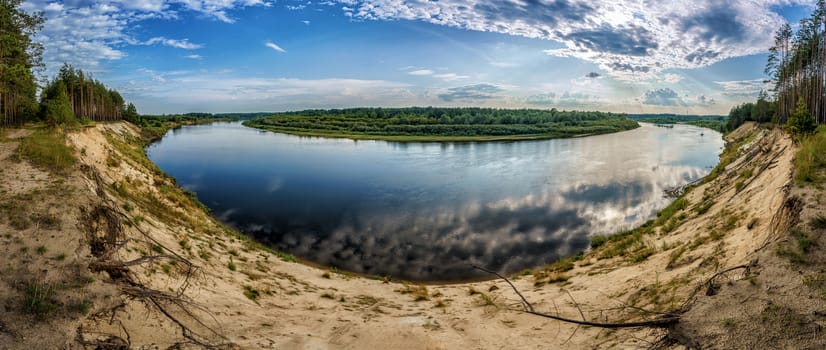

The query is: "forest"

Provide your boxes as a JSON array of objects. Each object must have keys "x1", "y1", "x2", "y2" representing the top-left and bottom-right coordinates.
[
  {"x1": 0, "y1": 1, "x2": 136, "y2": 127},
  {"x1": 731, "y1": 0, "x2": 826, "y2": 135},
  {"x1": 244, "y1": 107, "x2": 639, "y2": 141},
  {"x1": 628, "y1": 114, "x2": 728, "y2": 133}
]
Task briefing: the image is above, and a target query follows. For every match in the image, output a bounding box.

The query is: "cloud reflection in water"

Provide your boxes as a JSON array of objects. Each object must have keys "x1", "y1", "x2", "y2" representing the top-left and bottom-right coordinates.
[{"x1": 148, "y1": 122, "x2": 723, "y2": 281}]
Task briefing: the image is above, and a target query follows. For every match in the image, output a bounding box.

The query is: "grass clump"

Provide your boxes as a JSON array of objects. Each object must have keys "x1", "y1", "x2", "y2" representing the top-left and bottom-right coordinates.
[
  {"x1": 22, "y1": 280, "x2": 58, "y2": 318},
  {"x1": 777, "y1": 230, "x2": 818, "y2": 264},
  {"x1": 590, "y1": 235, "x2": 609, "y2": 249},
  {"x1": 695, "y1": 200, "x2": 715, "y2": 215},
  {"x1": 794, "y1": 125, "x2": 826, "y2": 185},
  {"x1": 243, "y1": 285, "x2": 260, "y2": 303},
  {"x1": 655, "y1": 198, "x2": 689, "y2": 227},
  {"x1": 721, "y1": 318, "x2": 736, "y2": 328},
  {"x1": 16, "y1": 129, "x2": 77, "y2": 174}
]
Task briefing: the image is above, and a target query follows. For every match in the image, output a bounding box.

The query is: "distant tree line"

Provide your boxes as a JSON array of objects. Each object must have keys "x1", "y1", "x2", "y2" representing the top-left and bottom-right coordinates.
[
  {"x1": 628, "y1": 114, "x2": 728, "y2": 133},
  {"x1": 245, "y1": 107, "x2": 639, "y2": 139}
]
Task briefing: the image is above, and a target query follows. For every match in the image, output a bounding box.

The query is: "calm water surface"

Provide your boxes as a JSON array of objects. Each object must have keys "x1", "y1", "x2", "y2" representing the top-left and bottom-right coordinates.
[{"x1": 147, "y1": 122, "x2": 724, "y2": 281}]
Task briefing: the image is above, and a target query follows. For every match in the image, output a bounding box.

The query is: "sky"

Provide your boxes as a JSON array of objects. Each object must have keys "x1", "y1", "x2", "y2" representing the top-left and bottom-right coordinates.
[{"x1": 19, "y1": 0, "x2": 819, "y2": 115}]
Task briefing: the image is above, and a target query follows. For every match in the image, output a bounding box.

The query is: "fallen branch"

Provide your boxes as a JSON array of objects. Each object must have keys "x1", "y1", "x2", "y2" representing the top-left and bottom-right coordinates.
[{"x1": 472, "y1": 266, "x2": 680, "y2": 329}]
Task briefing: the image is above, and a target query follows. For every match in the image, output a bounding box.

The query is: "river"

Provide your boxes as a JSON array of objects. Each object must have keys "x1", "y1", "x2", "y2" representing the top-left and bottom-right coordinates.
[{"x1": 147, "y1": 121, "x2": 724, "y2": 281}]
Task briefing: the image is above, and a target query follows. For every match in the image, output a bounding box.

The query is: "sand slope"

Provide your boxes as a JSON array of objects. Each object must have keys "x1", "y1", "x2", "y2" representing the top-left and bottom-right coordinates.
[{"x1": 1, "y1": 121, "x2": 819, "y2": 349}]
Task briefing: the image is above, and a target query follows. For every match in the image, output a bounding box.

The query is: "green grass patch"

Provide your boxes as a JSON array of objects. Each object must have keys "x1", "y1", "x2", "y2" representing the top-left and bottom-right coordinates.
[
  {"x1": 655, "y1": 197, "x2": 689, "y2": 227},
  {"x1": 17, "y1": 129, "x2": 77, "y2": 174},
  {"x1": 795, "y1": 125, "x2": 826, "y2": 185},
  {"x1": 22, "y1": 280, "x2": 58, "y2": 318},
  {"x1": 695, "y1": 200, "x2": 715, "y2": 215}
]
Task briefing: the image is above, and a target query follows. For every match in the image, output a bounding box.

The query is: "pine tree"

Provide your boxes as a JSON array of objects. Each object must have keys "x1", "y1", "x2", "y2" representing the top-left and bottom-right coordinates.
[
  {"x1": 788, "y1": 97, "x2": 817, "y2": 140},
  {"x1": 0, "y1": 0, "x2": 44, "y2": 126}
]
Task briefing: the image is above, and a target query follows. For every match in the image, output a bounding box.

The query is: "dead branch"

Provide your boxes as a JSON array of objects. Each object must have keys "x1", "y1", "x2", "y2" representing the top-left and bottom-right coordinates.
[{"x1": 472, "y1": 266, "x2": 680, "y2": 329}]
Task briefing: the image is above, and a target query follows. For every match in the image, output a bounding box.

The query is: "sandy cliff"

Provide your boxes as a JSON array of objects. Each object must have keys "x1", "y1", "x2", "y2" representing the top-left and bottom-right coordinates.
[{"x1": 1, "y1": 121, "x2": 823, "y2": 349}]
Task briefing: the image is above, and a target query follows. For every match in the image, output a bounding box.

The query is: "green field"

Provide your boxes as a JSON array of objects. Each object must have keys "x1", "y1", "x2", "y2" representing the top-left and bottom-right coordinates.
[{"x1": 244, "y1": 107, "x2": 639, "y2": 142}]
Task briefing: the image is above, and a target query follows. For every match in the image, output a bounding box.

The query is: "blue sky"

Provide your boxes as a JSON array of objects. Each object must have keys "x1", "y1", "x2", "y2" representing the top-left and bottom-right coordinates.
[{"x1": 21, "y1": 0, "x2": 817, "y2": 115}]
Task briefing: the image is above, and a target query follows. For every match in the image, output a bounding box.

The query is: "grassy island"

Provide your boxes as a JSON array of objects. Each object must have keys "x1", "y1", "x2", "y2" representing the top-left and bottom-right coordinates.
[{"x1": 243, "y1": 107, "x2": 639, "y2": 141}]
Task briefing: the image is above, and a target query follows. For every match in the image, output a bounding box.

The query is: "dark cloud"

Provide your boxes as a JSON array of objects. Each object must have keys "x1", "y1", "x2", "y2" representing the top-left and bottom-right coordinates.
[
  {"x1": 438, "y1": 83, "x2": 503, "y2": 102},
  {"x1": 697, "y1": 94, "x2": 715, "y2": 106},
  {"x1": 607, "y1": 62, "x2": 650, "y2": 73},
  {"x1": 642, "y1": 88, "x2": 683, "y2": 106},
  {"x1": 563, "y1": 24, "x2": 658, "y2": 56},
  {"x1": 586, "y1": 72, "x2": 601, "y2": 78},
  {"x1": 680, "y1": 4, "x2": 745, "y2": 44},
  {"x1": 685, "y1": 49, "x2": 720, "y2": 64},
  {"x1": 473, "y1": 0, "x2": 594, "y2": 28}
]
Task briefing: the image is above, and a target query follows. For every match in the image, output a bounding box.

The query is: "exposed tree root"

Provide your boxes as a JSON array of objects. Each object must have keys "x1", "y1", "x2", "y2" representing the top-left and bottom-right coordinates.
[{"x1": 76, "y1": 166, "x2": 235, "y2": 349}]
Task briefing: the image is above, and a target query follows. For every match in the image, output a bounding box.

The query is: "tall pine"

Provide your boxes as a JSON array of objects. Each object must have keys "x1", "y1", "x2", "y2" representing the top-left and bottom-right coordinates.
[{"x1": 0, "y1": 0, "x2": 43, "y2": 126}]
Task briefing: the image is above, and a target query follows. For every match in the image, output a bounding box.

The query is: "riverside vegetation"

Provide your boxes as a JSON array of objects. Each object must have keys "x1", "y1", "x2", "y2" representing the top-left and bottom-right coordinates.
[{"x1": 243, "y1": 107, "x2": 639, "y2": 141}]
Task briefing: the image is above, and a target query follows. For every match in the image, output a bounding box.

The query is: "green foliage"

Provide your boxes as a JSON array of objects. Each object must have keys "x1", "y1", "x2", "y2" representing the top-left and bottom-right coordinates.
[
  {"x1": 39, "y1": 63, "x2": 131, "y2": 122},
  {"x1": 629, "y1": 114, "x2": 729, "y2": 133},
  {"x1": 726, "y1": 91, "x2": 776, "y2": 131},
  {"x1": 244, "y1": 107, "x2": 639, "y2": 141},
  {"x1": 0, "y1": 0, "x2": 44, "y2": 126},
  {"x1": 787, "y1": 97, "x2": 817, "y2": 140},
  {"x1": 655, "y1": 197, "x2": 689, "y2": 227},
  {"x1": 41, "y1": 81, "x2": 75, "y2": 127},
  {"x1": 124, "y1": 103, "x2": 140, "y2": 123},
  {"x1": 590, "y1": 235, "x2": 609, "y2": 248},
  {"x1": 16, "y1": 129, "x2": 77, "y2": 174},
  {"x1": 593, "y1": 228, "x2": 654, "y2": 261},
  {"x1": 794, "y1": 125, "x2": 826, "y2": 185}
]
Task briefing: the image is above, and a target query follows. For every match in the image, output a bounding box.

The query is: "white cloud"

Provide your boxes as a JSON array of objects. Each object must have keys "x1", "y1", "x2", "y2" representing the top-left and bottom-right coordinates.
[
  {"x1": 185, "y1": 54, "x2": 203, "y2": 59},
  {"x1": 715, "y1": 79, "x2": 771, "y2": 96},
  {"x1": 433, "y1": 73, "x2": 469, "y2": 81},
  {"x1": 24, "y1": 0, "x2": 269, "y2": 75},
  {"x1": 265, "y1": 41, "x2": 287, "y2": 53},
  {"x1": 408, "y1": 69, "x2": 434, "y2": 75},
  {"x1": 142, "y1": 37, "x2": 203, "y2": 49},
  {"x1": 337, "y1": 0, "x2": 810, "y2": 80},
  {"x1": 117, "y1": 73, "x2": 417, "y2": 113},
  {"x1": 663, "y1": 73, "x2": 683, "y2": 84}
]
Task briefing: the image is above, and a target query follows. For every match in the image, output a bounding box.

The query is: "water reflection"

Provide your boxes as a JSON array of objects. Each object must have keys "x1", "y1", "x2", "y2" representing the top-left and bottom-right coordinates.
[{"x1": 147, "y1": 122, "x2": 723, "y2": 281}]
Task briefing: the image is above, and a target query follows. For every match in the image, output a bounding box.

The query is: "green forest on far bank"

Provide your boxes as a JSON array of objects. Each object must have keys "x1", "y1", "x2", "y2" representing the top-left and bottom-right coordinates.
[
  {"x1": 628, "y1": 114, "x2": 728, "y2": 133},
  {"x1": 244, "y1": 107, "x2": 640, "y2": 141}
]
